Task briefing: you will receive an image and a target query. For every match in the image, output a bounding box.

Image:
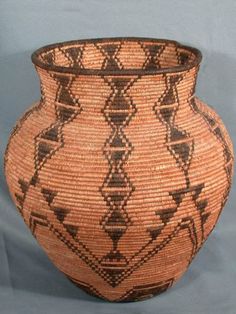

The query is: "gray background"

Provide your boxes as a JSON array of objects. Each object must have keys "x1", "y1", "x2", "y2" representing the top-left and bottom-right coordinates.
[{"x1": 0, "y1": 0, "x2": 235, "y2": 313}]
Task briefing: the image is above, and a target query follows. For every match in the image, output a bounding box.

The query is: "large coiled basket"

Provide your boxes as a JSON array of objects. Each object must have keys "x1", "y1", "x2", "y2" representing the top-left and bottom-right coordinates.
[{"x1": 4, "y1": 37, "x2": 234, "y2": 302}]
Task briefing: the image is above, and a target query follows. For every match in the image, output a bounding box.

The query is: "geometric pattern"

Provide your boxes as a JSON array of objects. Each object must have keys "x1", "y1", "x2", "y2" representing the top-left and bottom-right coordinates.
[
  {"x1": 27, "y1": 206, "x2": 203, "y2": 286},
  {"x1": 190, "y1": 98, "x2": 233, "y2": 190},
  {"x1": 154, "y1": 75, "x2": 194, "y2": 185},
  {"x1": 16, "y1": 86, "x2": 229, "y2": 292},
  {"x1": 190, "y1": 97, "x2": 234, "y2": 222},
  {"x1": 96, "y1": 43, "x2": 124, "y2": 71},
  {"x1": 36, "y1": 39, "x2": 195, "y2": 73},
  {"x1": 140, "y1": 43, "x2": 165, "y2": 70},
  {"x1": 34, "y1": 73, "x2": 82, "y2": 178},
  {"x1": 15, "y1": 69, "x2": 83, "y2": 238},
  {"x1": 5, "y1": 38, "x2": 234, "y2": 301},
  {"x1": 4, "y1": 100, "x2": 44, "y2": 172},
  {"x1": 43, "y1": 46, "x2": 85, "y2": 69},
  {"x1": 116, "y1": 278, "x2": 174, "y2": 302},
  {"x1": 69, "y1": 276, "x2": 174, "y2": 302},
  {"x1": 15, "y1": 67, "x2": 216, "y2": 291},
  {"x1": 32, "y1": 72, "x2": 83, "y2": 238},
  {"x1": 152, "y1": 74, "x2": 209, "y2": 252},
  {"x1": 100, "y1": 75, "x2": 139, "y2": 286},
  {"x1": 60, "y1": 46, "x2": 85, "y2": 69},
  {"x1": 17, "y1": 71, "x2": 214, "y2": 290}
]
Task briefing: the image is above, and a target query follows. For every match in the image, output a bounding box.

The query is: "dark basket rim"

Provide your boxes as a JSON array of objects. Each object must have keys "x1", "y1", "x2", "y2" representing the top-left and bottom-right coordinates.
[{"x1": 31, "y1": 37, "x2": 202, "y2": 76}]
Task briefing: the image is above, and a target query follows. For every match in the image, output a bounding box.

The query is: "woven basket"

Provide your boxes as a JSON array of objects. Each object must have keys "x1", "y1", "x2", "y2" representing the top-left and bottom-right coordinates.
[{"x1": 4, "y1": 37, "x2": 234, "y2": 302}]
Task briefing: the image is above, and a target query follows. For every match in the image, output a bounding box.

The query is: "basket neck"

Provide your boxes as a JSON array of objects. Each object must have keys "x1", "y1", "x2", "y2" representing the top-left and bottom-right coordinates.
[{"x1": 36, "y1": 64, "x2": 199, "y2": 114}]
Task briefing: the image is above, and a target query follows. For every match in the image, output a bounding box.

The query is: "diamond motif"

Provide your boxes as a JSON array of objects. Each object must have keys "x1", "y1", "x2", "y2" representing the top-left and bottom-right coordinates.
[
  {"x1": 140, "y1": 43, "x2": 165, "y2": 70},
  {"x1": 63, "y1": 46, "x2": 84, "y2": 69},
  {"x1": 97, "y1": 43, "x2": 123, "y2": 70},
  {"x1": 100, "y1": 76, "x2": 138, "y2": 285}
]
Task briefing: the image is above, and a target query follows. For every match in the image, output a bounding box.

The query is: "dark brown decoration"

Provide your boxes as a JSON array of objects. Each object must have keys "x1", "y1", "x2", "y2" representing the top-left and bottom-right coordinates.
[{"x1": 4, "y1": 37, "x2": 234, "y2": 302}]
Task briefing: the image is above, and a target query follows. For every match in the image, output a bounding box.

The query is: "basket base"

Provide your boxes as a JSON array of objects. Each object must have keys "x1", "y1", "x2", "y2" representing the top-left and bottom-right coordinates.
[{"x1": 67, "y1": 275, "x2": 173, "y2": 302}]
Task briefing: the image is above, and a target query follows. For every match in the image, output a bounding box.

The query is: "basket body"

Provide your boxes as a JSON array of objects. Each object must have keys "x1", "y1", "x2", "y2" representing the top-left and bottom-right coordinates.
[{"x1": 4, "y1": 38, "x2": 234, "y2": 302}]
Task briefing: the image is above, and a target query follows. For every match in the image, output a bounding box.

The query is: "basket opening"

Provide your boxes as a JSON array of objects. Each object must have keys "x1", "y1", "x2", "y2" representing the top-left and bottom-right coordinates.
[{"x1": 32, "y1": 37, "x2": 201, "y2": 75}]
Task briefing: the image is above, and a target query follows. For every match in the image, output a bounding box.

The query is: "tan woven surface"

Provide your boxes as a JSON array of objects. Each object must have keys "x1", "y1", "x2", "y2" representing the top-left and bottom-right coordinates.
[{"x1": 4, "y1": 38, "x2": 234, "y2": 302}]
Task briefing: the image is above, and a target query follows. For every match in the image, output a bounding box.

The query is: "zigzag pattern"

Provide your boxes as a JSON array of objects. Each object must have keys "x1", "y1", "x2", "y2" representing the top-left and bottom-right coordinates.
[
  {"x1": 15, "y1": 70, "x2": 83, "y2": 239},
  {"x1": 190, "y1": 98, "x2": 234, "y2": 224},
  {"x1": 151, "y1": 74, "x2": 208, "y2": 251}
]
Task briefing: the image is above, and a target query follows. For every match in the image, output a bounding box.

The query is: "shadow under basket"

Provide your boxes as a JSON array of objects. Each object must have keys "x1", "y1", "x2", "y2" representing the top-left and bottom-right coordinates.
[{"x1": 4, "y1": 37, "x2": 234, "y2": 302}]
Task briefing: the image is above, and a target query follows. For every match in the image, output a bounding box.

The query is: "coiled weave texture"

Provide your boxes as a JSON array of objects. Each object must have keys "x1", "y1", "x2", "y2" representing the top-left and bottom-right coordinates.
[{"x1": 4, "y1": 38, "x2": 234, "y2": 302}]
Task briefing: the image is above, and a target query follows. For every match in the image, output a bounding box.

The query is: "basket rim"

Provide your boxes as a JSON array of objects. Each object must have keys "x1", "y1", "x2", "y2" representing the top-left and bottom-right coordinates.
[{"x1": 31, "y1": 37, "x2": 202, "y2": 76}]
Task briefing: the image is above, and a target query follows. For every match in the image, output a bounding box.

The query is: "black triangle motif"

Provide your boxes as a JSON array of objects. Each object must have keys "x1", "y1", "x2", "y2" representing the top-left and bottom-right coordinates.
[
  {"x1": 43, "y1": 52, "x2": 54, "y2": 65},
  {"x1": 58, "y1": 106, "x2": 75, "y2": 122},
  {"x1": 202, "y1": 212, "x2": 210, "y2": 225},
  {"x1": 30, "y1": 173, "x2": 39, "y2": 186},
  {"x1": 102, "y1": 44, "x2": 118, "y2": 57},
  {"x1": 41, "y1": 188, "x2": 57, "y2": 206},
  {"x1": 179, "y1": 52, "x2": 189, "y2": 65},
  {"x1": 111, "y1": 150, "x2": 125, "y2": 161},
  {"x1": 109, "y1": 112, "x2": 128, "y2": 125},
  {"x1": 102, "y1": 249, "x2": 126, "y2": 262},
  {"x1": 197, "y1": 200, "x2": 208, "y2": 212},
  {"x1": 18, "y1": 178, "x2": 28, "y2": 194},
  {"x1": 157, "y1": 207, "x2": 177, "y2": 225},
  {"x1": 52, "y1": 207, "x2": 69, "y2": 223},
  {"x1": 64, "y1": 223, "x2": 79, "y2": 238},
  {"x1": 192, "y1": 184, "x2": 204, "y2": 201},
  {"x1": 110, "y1": 133, "x2": 125, "y2": 148},
  {"x1": 41, "y1": 126, "x2": 59, "y2": 142},
  {"x1": 171, "y1": 142, "x2": 190, "y2": 164},
  {"x1": 65, "y1": 47, "x2": 83, "y2": 68},
  {"x1": 15, "y1": 193, "x2": 24, "y2": 207},
  {"x1": 105, "y1": 59, "x2": 120, "y2": 70},
  {"x1": 37, "y1": 142, "x2": 53, "y2": 163},
  {"x1": 170, "y1": 127, "x2": 186, "y2": 141},
  {"x1": 170, "y1": 191, "x2": 184, "y2": 207},
  {"x1": 160, "y1": 108, "x2": 174, "y2": 123},
  {"x1": 145, "y1": 45, "x2": 162, "y2": 69},
  {"x1": 148, "y1": 227, "x2": 162, "y2": 240},
  {"x1": 54, "y1": 74, "x2": 77, "y2": 106},
  {"x1": 106, "y1": 229, "x2": 124, "y2": 242},
  {"x1": 169, "y1": 75, "x2": 183, "y2": 85},
  {"x1": 106, "y1": 210, "x2": 127, "y2": 226},
  {"x1": 112, "y1": 78, "x2": 130, "y2": 91},
  {"x1": 111, "y1": 93, "x2": 130, "y2": 110},
  {"x1": 162, "y1": 88, "x2": 176, "y2": 105},
  {"x1": 102, "y1": 44, "x2": 120, "y2": 70},
  {"x1": 59, "y1": 89, "x2": 75, "y2": 106}
]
